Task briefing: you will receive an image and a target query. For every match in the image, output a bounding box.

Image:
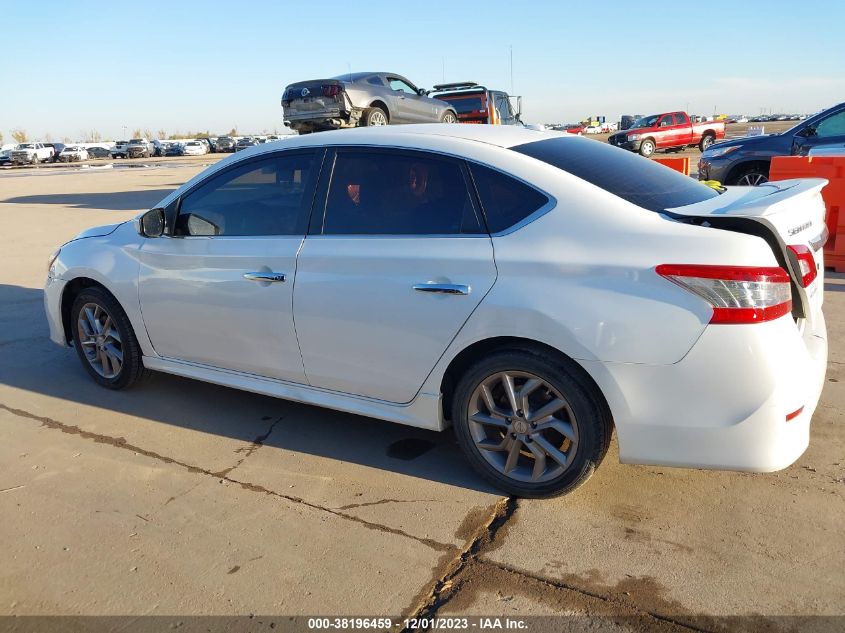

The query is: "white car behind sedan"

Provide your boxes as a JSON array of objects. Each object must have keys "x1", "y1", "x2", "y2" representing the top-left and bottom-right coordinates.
[
  {"x1": 43, "y1": 125, "x2": 828, "y2": 497},
  {"x1": 58, "y1": 146, "x2": 89, "y2": 162},
  {"x1": 182, "y1": 140, "x2": 208, "y2": 156}
]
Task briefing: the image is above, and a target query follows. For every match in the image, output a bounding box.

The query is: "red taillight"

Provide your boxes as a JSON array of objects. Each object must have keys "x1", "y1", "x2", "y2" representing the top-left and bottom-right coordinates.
[
  {"x1": 656, "y1": 264, "x2": 792, "y2": 324},
  {"x1": 787, "y1": 245, "x2": 817, "y2": 288},
  {"x1": 322, "y1": 84, "x2": 341, "y2": 97}
]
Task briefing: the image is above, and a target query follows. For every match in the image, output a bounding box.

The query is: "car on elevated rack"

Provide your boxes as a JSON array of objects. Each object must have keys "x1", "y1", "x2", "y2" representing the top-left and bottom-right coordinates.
[
  {"x1": 44, "y1": 124, "x2": 828, "y2": 498},
  {"x1": 282, "y1": 71, "x2": 458, "y2": 134}
]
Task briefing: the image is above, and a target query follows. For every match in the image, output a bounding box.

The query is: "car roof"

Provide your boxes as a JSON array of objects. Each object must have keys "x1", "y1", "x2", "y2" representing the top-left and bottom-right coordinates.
[{"x1": 274, "y1": 124, "x2": 569, "y2": 151}]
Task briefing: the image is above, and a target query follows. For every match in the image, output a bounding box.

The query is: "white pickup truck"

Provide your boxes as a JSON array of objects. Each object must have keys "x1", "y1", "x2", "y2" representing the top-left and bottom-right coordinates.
[{"x1": 11, "y1": 143, "x2": 54, "y2": 165}]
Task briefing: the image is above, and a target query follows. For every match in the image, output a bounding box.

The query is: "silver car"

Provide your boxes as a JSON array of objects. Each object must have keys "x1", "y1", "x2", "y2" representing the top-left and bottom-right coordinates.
[{"x1": 282, "y1": 71, "x2": 458, "y2": 134}]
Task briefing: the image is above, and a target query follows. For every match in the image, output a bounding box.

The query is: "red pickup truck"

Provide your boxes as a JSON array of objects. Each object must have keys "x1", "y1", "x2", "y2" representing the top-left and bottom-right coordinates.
[{"x1": 607, "y1": 111, "x2": 725, "y2": 157}]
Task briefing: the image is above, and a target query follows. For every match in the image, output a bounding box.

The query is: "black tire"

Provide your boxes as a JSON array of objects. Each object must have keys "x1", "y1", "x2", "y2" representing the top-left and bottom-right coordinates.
[
  {"x1": 71, "y1": 287, "x2": 150, "y2": 390},
  {"x1": 638, "y1": 138, "x2": 656, "y2": 157},
  {"x1": 699, "y1": 134, "x2": 715, "y2": 152},
  {"x1": 441, "y1": 110, "x2": 458, "y2": 124},
  {"x1": 31, "y1": 154, "x2": 39, "y2": 165},
  {"x1": 729, "y1": 164, "x2": 770, "y2": 186},
  {"x1": 362, "y1": 106, "x2": 388, "y2": 127},
  {"x1": 451, "y1": 348, "x2": 612, "y2": 498}
]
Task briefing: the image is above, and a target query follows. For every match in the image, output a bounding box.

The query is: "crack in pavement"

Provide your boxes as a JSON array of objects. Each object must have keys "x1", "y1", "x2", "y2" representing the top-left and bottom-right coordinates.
[
  {"x1": 400, "y1": 497, "x2": 515, "y2": 630},
  {"x1": 399, "y1": 496, "x2": 715, "y2": 633},
  {"x1": 0, "y1": 402, "x2": 455, "y2": 554},
  {"x1": 477, "y1": 560, "x2": 717, "y2": 633},
  {"x1": 216, "y1": 415, "x2": 285, "y2": 477},
  {"x1": 337, "y1": 498, "x2": 440, "y2": 511}
]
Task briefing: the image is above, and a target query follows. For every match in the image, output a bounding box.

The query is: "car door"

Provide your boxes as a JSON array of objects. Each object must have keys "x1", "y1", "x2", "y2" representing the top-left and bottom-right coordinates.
[
  {"x1": 673, "y1": 112, "x2": 693, "y2": 146},
  {"x1": 655, "y1": 114, "x2": 678, "y2": 148},
  {"x1": 387, "y1": 76, "x2": 435, "y2": 123},
  {"x1": 792, "y1": 107, "x2": 845, "y2": 155},
  {"x1": 137, "y1": 149, "x2": 323, "y2": 382},
  {"x1": 293, "y1": 147, "x2": 497, "y2": 403}
]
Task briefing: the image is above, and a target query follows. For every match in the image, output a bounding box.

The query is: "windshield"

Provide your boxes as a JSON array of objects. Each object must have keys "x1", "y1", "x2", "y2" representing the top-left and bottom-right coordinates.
[
  {"x1": 17, "y1": 144, "x2": 35, "y2": 149},
  {"x1": 129, "y1": 139, "x2": 145, "y2": 144},
  {"x1": 630, "y1": 115, "x2": 660, "y2": 129},
  {"x1": 512, "y1": 137, "x2": 720, "y2": 212}
]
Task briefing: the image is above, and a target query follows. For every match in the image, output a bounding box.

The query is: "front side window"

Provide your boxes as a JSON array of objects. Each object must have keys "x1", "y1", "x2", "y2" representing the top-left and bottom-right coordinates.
[
  {"x1": 814, "y1": 110, "x2": 845, "y2": 137},
  {"x1": 659, "y1": 115, "x2": 675, "y2": 127},
  {"x1": 175, "y1": 151, "x2": 317, "y2": 237},
  {"x1": 321, "y1": 150, "x2": 482, "y2": 235},
  {"x1": 388, "y1": 78, "x2": 417, "y2": 94}
]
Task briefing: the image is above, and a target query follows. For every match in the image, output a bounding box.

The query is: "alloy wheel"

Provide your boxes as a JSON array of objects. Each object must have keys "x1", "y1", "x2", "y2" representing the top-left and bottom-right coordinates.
[
  {"x1": 369, "y1": 111, "x2": 387, "y2": 126},
  {"x1": 737, "y1": 172, "x2": 768, "y2": 186},
  {"x1": 467, "y1": 371, "x2": 579, "y2": 483},
  {"x1": 76, "y1": 302, "x2": 123, "y2": 379}
]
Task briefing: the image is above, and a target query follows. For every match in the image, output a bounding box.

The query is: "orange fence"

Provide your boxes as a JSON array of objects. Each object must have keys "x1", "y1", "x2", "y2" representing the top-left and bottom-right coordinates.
[
  {"x1": 653, "y1": 157, "x2": 690, "y2": 176},
  {"x1": 770, "y1": 156, "x2": 845, "y2": 273}
]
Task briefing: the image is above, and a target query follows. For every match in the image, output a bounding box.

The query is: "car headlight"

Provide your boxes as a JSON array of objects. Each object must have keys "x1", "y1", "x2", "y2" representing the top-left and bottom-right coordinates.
[
  {"x1": 627, "y1": 134, "x2": 640, "y2": 141},
  {"x1": 47, "y1": 247, "x2": 61, "y2": 275},
  {"x1": 702, "y1": 145, "x2": 741, "y2": 159}
]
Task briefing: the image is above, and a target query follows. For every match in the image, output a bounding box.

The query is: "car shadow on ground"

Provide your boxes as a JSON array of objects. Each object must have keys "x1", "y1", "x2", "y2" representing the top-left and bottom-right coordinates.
[
  {"x1": 0, "y1": 283, "x2": 495, "y2": 494},
  {"x1": 1, "y1": 190, "x2": 175, "y2": 211}
]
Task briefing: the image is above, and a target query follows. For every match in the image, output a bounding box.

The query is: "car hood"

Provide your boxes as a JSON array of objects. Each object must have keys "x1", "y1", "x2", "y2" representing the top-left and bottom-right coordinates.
[
  {"x1": 70, "y1": 222, "x2": 125, "y2": 242},
  {"x1": 707, "y1": 133, "x2": 783, "y2": 150}
]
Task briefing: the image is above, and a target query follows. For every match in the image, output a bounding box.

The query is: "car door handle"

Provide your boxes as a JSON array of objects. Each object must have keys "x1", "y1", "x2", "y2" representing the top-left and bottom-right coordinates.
[
  {"x1": 413, "y1": 283, "x2": 470, "y2": 295},
  {"x1": 243, "y1": 272, "x2": 286, "y2": 283}
]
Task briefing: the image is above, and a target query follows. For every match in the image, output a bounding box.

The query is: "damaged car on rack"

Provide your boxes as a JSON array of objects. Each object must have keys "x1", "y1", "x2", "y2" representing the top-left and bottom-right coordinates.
[{"x1": 282, "y1": 71, "x2": 458, "y2": 134}]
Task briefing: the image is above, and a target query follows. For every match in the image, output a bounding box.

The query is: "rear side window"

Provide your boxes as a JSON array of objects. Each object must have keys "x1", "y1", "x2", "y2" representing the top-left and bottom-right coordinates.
[
  {"x1": 321, "y1": 150, "x2": 483, "y2": 235},
  {"x1": 511, "y1": 137, "x2": 719, "y2": 212},
  {"x1": 176, "y1": 151, "x2": 318, "y2": 236},
  {"x1": 675, "y1": 112, "x2": 689, "y2": 125},
  {"x1": 469, "y1": 163, "x2": 550, "y2": 233}
]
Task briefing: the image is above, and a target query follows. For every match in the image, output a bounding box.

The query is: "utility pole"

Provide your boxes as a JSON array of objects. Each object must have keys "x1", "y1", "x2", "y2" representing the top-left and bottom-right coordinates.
[{"x1": 122, "y1": 125, "x2": 127, "y2": 139}]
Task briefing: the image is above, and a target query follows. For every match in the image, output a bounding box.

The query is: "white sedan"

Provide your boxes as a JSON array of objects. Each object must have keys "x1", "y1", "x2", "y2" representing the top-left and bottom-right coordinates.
[
  {"x1": 43, "y1": 125, "x2": 828, "y2": 497},
  {"x1": 58, "y1": 146, "x2": 89, "y2": 162},
  {"x1": 182, "y1": 140, "x2": 208, "y2": 156}
]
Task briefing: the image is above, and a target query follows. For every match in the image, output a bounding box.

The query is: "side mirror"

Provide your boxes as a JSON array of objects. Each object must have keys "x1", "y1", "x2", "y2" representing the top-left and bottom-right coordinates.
[
  {"x1": 139, "y1": 208, "x2": 165, "y2": 238},
  {"x1": 418, "y1": 88, "x2": 428, "y2": 96}
]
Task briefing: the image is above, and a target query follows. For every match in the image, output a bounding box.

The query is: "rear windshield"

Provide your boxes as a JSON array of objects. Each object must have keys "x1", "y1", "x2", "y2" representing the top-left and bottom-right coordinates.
[
  {"x1": 511, "y1": 137, "x2": 719, "y2": 211},
  {"x1": 437, "y1": 94, "x2": 485, "y2": 114}
]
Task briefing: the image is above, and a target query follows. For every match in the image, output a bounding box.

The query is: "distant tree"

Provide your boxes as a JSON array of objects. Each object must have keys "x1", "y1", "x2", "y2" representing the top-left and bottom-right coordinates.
[
  {"x1": 44, "y1": 132, "x2": 53, "y2": 142},
  {"x1": 11, "y1": 129, "x2": 28, "y2": 143},
  {"x1": 82, "y1": 129, "x2": 102, "y2": 143},
  {"x1": 143, "y1": 128, "x2": 153, "y2": 140},
  {"x1": 193, "y1": 130, "x2": 210, "y2": 139},
  {"x1": 156, "y1": 128, "x2": 167, "y2": 140},
  {"x1": 63, "y1": 136, "x2": 72, "y2": 143},
  {"x1": 228, "y1": 127, "x2": 237, "y2": 136},
  {"x1": 0, "y1": 131, "x2": 4, "y2": 144},
  {"x1": 132, "y1": 128, "x2": 142, "y2": 139}
]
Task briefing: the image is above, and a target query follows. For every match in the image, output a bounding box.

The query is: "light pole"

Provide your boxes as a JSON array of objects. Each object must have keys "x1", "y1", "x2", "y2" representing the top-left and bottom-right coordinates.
[{"x1": 122, "y1": 125, "x2": 127, "y2": 139}]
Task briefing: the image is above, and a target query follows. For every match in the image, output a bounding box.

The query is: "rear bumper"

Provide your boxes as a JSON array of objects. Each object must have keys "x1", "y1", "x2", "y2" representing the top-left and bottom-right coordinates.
[{"x1": 582, "y1": 312, "x2": 827, "y2": 472}]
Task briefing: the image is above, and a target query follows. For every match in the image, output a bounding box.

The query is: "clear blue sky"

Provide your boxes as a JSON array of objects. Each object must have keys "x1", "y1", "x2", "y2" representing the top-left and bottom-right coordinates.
[{"x1": 2, "y1": 0, "x2": 843, "y2": 141}]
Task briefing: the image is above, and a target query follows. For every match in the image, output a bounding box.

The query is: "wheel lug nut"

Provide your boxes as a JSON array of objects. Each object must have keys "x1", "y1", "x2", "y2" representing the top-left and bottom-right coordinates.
[
  {"x1": 517, "y1": 409, "x2": 524, "y2": 417},
  {"x1": 510, "y1": 433, "x2": 517, "y2": 439},
  {"x1": 506, "y1": 418, "x2": 512, "y2": 424}
]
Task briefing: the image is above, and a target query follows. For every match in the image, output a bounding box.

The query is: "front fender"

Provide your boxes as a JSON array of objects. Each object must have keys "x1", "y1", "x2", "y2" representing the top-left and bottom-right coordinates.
[{"x1": 53, "y1": 223, "x2": 156, "y2": 357}]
